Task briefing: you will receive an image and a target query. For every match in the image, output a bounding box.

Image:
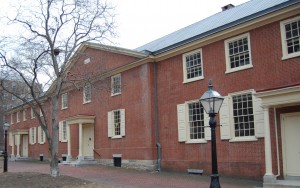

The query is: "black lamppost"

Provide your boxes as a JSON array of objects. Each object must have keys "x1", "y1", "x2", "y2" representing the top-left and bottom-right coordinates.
[
  {"x1": 3, "y1": 122, "x2": 10, "y2": 173},
  {"x1": 200, "y1": 80, "x2": 224, "y2": 188}
]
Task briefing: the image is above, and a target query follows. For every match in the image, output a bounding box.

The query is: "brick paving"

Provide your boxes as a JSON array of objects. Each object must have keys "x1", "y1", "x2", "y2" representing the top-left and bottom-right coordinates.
[{"x1": 6, "y1": 160, "x2": 263, "y2": 188}]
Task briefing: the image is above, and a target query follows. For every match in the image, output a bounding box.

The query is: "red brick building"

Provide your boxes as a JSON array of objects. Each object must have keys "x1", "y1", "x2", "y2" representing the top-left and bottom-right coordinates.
[{"x1": 6, "y1": 0, "x2": 300, "y2": 186}]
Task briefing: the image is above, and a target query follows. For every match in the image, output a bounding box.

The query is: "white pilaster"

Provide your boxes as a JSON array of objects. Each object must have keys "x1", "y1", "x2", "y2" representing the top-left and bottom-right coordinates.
[
  {"x1": 263, "y1": 108, "x2": 276, "y2": 183},
  {"x1": 78, "y1": 123, "x2": 83, "y2": 160},
  {"x1": 67, "y1": 123, "x2": 71, "y2": 161}
]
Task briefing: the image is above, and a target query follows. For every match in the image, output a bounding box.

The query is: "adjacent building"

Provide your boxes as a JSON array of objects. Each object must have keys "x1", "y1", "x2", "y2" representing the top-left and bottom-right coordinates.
[{"x1": 5, "y1": 0, "x2": 300, "y2": 186}]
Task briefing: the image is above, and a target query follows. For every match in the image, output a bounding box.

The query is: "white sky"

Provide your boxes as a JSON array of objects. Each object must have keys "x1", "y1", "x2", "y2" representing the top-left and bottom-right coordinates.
[{"x1": 112, "y1": 0, "x2": 250, "y2": 49}]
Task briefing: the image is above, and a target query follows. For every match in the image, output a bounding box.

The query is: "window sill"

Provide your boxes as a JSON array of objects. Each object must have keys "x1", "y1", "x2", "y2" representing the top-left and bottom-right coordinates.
[
  {"x1": 111, "y1": 135, "x2": 122, "y2": 139},
  {"x1": 61, "y1": 107, "x2": 68, "y2": 110},
  {"x1": 225, "y1": 64, "x2": 253, "y2": 74},
  {"x1": 83, "y1": 101, "x2": 91, "y2": 104},
  {"x1": 111, "y1": 92, "x2": 121, "y2": 97},
  {"x1": 183, "y1": 76, "x2": 204, "y2": 84},
  {"x1": 229, "y1": 136, "x2": 258, "y2": 142},
  {"x1": 282, "y1": 53, "x2": 300, "y2": 60},
  {"x1": 186, "y1": 139, "x2": 207, "y2": 144},
  {"x1": 60, "y1": 140, "x2": 68, "y2": 143}
]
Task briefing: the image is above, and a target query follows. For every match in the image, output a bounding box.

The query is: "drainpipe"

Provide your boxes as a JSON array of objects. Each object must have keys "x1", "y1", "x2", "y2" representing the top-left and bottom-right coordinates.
[{"x1": 154, "y1": 63, "x2": 161, "y2": 172}]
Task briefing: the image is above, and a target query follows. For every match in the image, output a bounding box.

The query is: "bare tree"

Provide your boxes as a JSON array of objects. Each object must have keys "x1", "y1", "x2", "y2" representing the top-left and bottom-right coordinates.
[{"x1": 0, "y1": 0, "x2": 116, "y2": 177}]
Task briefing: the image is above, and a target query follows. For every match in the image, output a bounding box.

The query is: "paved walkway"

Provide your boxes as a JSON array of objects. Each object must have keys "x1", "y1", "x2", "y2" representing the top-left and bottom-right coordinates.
[{"x1": 6, "y1": 160, "x2": 263, "y2": 188}]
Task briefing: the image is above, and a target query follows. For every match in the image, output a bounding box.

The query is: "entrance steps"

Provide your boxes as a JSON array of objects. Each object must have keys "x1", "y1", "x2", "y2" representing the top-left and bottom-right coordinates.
[
  {"x1": 264, "y1": 180, "x2": 300, "y2": 188},
  {"x1": 60, "y1": 156, "x2": 97, "y2": 166}
]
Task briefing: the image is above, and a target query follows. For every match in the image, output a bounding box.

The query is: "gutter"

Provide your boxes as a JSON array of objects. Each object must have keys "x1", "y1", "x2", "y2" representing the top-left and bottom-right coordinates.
[{"x1": 154, "y1": 63, "x2": 161, "y2": 172}]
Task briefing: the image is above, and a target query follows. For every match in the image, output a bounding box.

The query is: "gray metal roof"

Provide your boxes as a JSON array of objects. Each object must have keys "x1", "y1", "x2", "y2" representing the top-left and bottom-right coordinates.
[{"x1": 136, "y1": 0, "x2": 299, "y2": 55}]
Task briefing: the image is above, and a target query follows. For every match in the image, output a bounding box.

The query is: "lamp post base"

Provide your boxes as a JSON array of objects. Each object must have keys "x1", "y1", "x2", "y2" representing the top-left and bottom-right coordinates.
[{"x1": 210, "y1": 174, "x2": 221, "y2": 188}]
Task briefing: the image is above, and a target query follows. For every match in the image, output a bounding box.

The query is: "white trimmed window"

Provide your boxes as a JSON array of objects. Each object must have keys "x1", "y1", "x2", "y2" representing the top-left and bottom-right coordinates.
[
  {"x1": 9, "y1": 132, "x2": 13, "y2": 146},
  {"x1": 83, "y1": 84, "x2": 91, "y2": 103},
  {"x1": 40, "y1": 109, "x2": 43, "y2": 117},
  {"x1": 219, "y1": 90, "x2": 264, "y2": 142},
  {"x1": 29, "y1": 127, "x2": 37, "y2": 145},
  {"x1": 177, "y1": 100, "x2": 210, "y2": 143},
  {"x1": 23, "y1": 109, "x2": 27, "y2": 121},
  {"x1": 61, "y1": 93, "x2": 68, "y2": 109},
  {"x1": 111, "y1": 74, "x2": 121, "y2": 96},
  {"x1": 10, "y1": 113, "x2": 14, "y2": 125},
  {"x1": 59, "y1": 121, "x2": 68, "y2": 142},
  {"x1": 183, "y1": 49, "x2": 204, "y2": 83},
  {"x1": 224, "y1": 33, "x2": 253, "y2": 73},
  {"x1": 17, "y1": 111, "x2": 20, "y2": 123},
  {"x1": 38, "y1": 126, "x2": 46, "y2": 144},
  {"x1": 31, "y1": 107, "x2": 35, "y2": 119},
  {"x1": 280, "y1": 16, "x2": 300, "y2": 60},
  {"x1": 108, "y1": 109, "x2": 125, "y2": 139}
]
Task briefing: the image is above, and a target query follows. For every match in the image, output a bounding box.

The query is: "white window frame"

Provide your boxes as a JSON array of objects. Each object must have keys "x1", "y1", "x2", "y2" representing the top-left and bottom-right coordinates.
[
  {"x1": 111, "y1": 74, "x2": 121, "y2": 96},
  {"x1": 10, "y1": 113, "x2": 14, "y2": 125},
  {"x1": 17, "y1": 111, "x2": 20, "y2": 123},
  {"x1": 108, "y1": 109, "x2": 125, "y2": 139},
  {"x1": 59, "y1": 121, "x2": 68, "y2": 142},
  {"x1": 29, "y1": 127, "x2": 37, "y2": 145},
  {"x1": 224, "y1": 33, "x2": 253, "y2": 74},
  {"x1": 61, "y1": 93, "x2": 68, "y2": 109},
  {"x1": 280, "y1": 15, "x2": 300, "y2": 60},
  {"x1": 182, "y1": 49, "x2": 204, "y2": 83},
  {"x1": 83, "y1": 84, "x2": 91, "y2": 104},
  {"x1": 38, "y1": 126, "x2": 46, "y2": 144},
  {"x1": 31, "y1": 107, "x2": 35, "y2": 119},
  {"x1": 177, "y1": 100, "x2": 210, "y2": 144},
  {"x1": 219, "y1": 90, "x2": 264, "y2": 142},
  {"x1": 23, "y1": 109, "x2": 27, "y2": 121},
  {"x1": 40, "y1": 109, "x2": 43, "y2": 117}
]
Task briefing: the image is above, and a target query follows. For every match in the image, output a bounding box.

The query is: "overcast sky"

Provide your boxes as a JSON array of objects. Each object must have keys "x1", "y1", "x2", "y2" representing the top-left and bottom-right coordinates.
[{"x1": 112, "y1": 0, "x2": 250, "y2": 49}]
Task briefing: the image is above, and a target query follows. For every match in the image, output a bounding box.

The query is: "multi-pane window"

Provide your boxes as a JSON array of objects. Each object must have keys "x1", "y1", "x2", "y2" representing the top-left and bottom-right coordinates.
[
  {"x1": 29, "y1": 127, "x2": 36, "y2": 145},
  {"x1": 113, "y1": 110, "x2": 121, "y2": 136},
  {"x1": 188, "y1": 102, "x2": 205, "y2": 139},
  {"x1": 225, "y1": 33, "x2": 252, "y2": 73},
  {"x1": 281, "y1": 16, "x2": 300, "y2": 59},
  {"x1": 83, "y1": 84, "x2": 91, "y2": 103},
  {"x1": 31, "y1": 107, "x2": 35, "y2": 119},
  {"x1": 111, "y1": 74, "x2": 121, "y2": 95},
  {"x1": 23, "y1": 109, "x2": 27, "y2": 121},
  {"x1": 183, "y1": 49, "x2": 204, "y2": 82},
  {"x1": 108, "y1": 109, "x2": 125, "y2": 138},
  {"x1": 62, "y1": 93, "x2": 68, "y2": 109},
  {"x1": 17, "y1": 111, "x2": 20, "y2": 123},
  {"x1": 62, "y1": 121, "x2": 67, "y2": 141},
  {"x1": 38, "y1": 126, "x2": 45, "y2": 144},
  {"x1": 59, "y1": 121, "x2": 68, "y2": 142},
  {"x1": 10, "y1": 113, "x2": 14, "y2": 124},
  {"x1": 232, "y1": 93, "x2": 254, "y2": 137}
]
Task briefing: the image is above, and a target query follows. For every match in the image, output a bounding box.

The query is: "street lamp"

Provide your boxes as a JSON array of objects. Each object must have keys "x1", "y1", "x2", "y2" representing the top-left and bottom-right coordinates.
[
  {"x1": 200, "y1": 80, "x2": 224, "y2": 188},
  {"x1": 3, "y1": 122, "x2": 10, "y2": 173}
]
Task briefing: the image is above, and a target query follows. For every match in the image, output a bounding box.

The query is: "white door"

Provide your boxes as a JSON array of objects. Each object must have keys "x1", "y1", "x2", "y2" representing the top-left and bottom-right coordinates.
[
  {"x1": 22, "y1": 135, "x2": 28, "y2": 157},
  {"x1": 282, "y1": 112, "x2": 300, "y2": 178},
  {"x1": 83, "y1": 124, "x2": 94, "y2": 157}
]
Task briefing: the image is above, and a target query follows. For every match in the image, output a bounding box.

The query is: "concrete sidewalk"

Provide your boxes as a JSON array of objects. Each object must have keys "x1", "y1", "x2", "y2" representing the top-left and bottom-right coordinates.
[{"x1": 6, "y1": 160, "x2": 263, "y2": 188}]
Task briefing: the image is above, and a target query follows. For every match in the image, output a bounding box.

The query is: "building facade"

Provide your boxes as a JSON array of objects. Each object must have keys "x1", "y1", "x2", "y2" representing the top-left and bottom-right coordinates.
[{"x1": 5, "y1": 0, "x2": 300, "y2": 186}]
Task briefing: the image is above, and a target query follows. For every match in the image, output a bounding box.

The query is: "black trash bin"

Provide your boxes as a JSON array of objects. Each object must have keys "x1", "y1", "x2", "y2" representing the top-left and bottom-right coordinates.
[
  {"x1": 113, "y1": 157, "x2": 121, "y2": 167},
  {"x1": 62, "y1": 156, "x2": 67, "y2": 161},
  {"x1": 40, "y1": 154, "x2": 44, "y2": 161}
]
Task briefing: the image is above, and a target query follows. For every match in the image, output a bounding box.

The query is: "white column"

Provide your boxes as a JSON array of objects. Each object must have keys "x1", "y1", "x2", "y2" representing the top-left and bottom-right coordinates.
[
  {"x1": 67, "y1": 123, "x2": 71, "y2": 161},
  {"x1": 16, "y1": 135, "x2": 20, "y2": 158},
  {"x1": 11, "y1": 135, "x2": 15, "y2": 161},
  {"x1": 263, "y1": 108, "x2": 276, "y2": 183},
  {"x1": 78, "y1": 123, "x2": 83, "y2": 161}
]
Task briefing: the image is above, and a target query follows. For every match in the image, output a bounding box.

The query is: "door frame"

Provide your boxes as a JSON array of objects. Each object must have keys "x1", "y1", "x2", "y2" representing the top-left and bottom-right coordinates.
[
  {"x1": 281, "y1": 112, "x2": 300, "y2": 178},
  {"x1": 22, "y1": 135, "x2": 28, "y2": 157}
]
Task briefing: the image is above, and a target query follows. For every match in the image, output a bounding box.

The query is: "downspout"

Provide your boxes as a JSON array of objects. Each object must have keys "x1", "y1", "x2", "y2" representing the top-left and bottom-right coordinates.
[
  {"x1": 274, "y1": 108, "x2": 280, "y2": 177},
  {"x1": 154, "y1": 63, "x2": 161, "y2": 172}
]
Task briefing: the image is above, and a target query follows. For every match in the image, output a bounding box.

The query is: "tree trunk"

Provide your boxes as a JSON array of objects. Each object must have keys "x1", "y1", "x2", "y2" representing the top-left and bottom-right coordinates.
[{"x1": 50, "y1": 90, "x2": 60, "y2": 177}]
